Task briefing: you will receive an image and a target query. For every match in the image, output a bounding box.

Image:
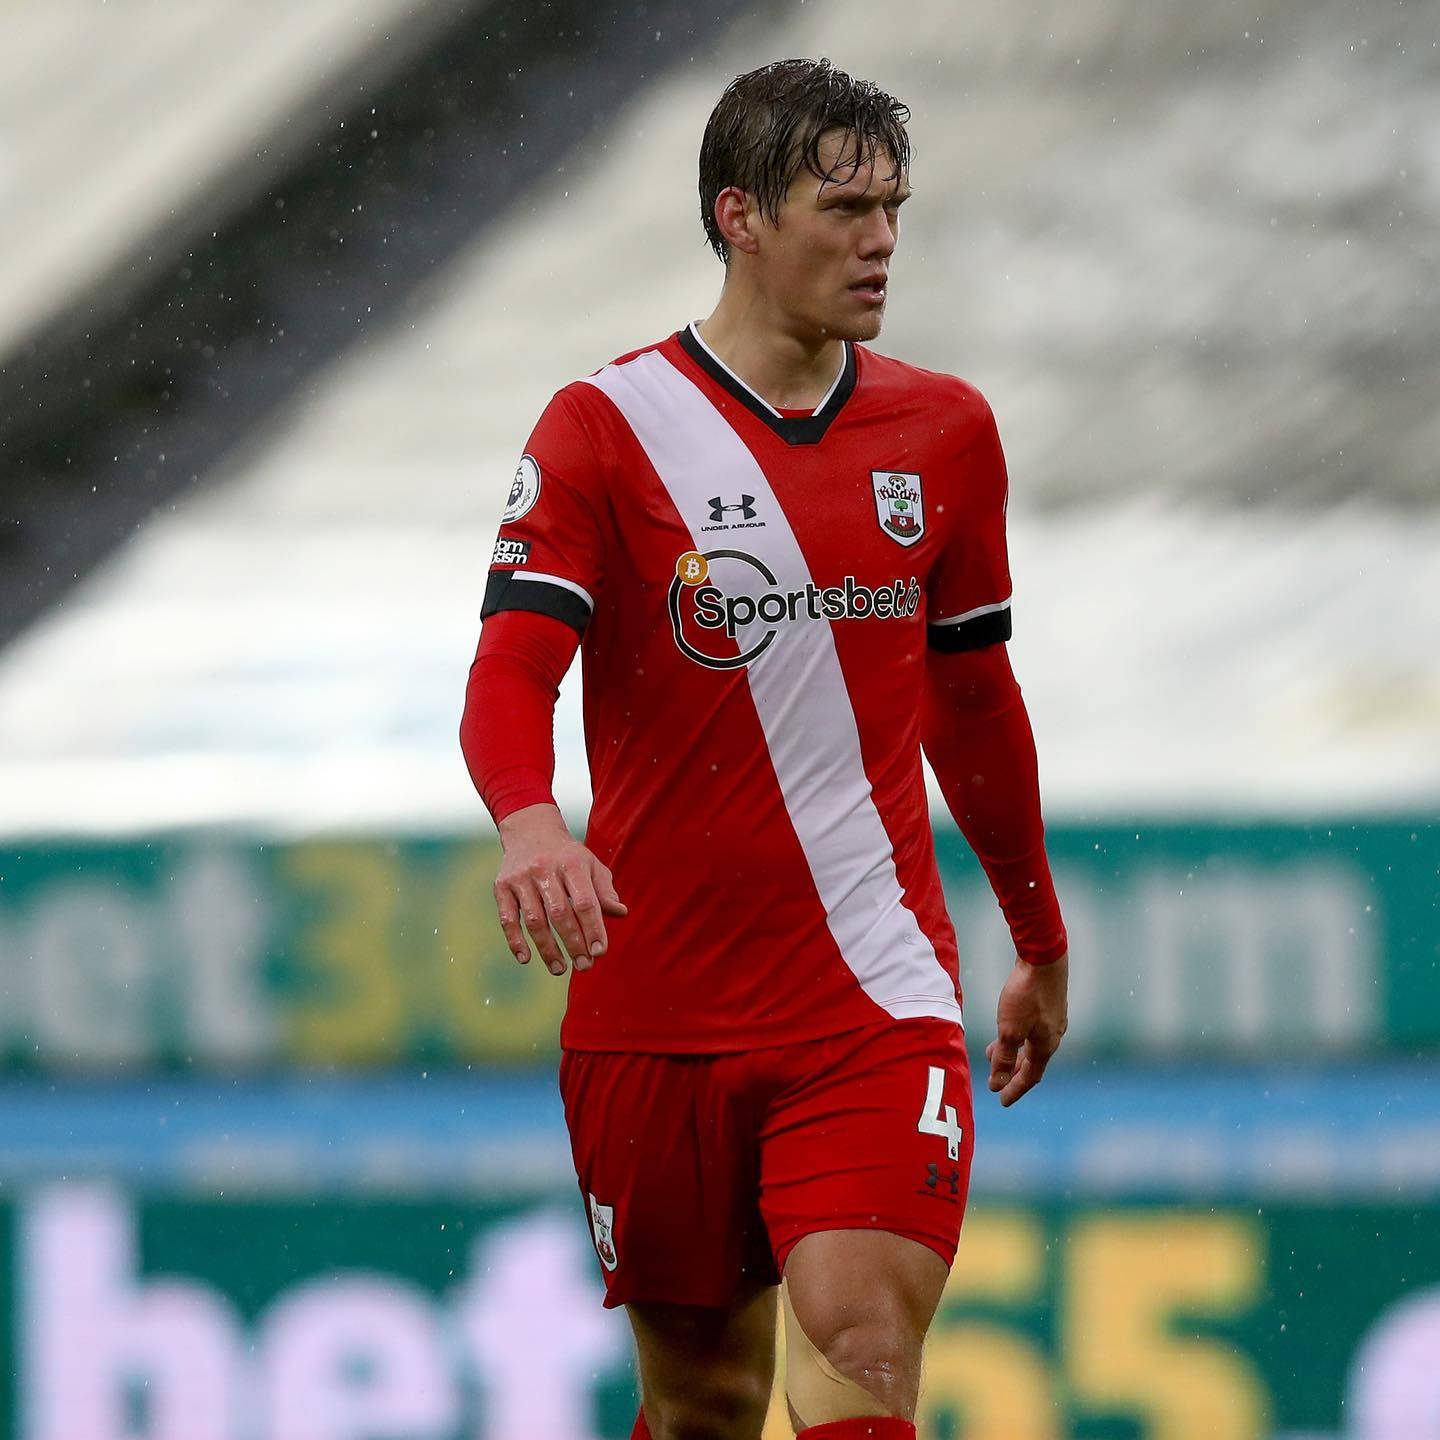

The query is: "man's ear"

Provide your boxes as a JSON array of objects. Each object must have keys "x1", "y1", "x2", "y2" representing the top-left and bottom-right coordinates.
[{"x1": 712, "y1": 186, "x2": 761, "y2": 257}]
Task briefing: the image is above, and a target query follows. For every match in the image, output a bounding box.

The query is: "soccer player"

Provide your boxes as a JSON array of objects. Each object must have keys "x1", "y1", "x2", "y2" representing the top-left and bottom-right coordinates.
[{"x1": 461, "y1": 58, "x2": 1069, "y2": 1440}]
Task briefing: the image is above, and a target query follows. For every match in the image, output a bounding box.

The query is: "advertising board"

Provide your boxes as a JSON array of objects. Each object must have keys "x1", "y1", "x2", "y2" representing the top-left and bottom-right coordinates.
[
  {"x1": 1, "y1": 820, "x2": 1433, "y2": 1069},
  {"x1": 3, "y1": 1187, "x2": 1436, "y2": 1439}
]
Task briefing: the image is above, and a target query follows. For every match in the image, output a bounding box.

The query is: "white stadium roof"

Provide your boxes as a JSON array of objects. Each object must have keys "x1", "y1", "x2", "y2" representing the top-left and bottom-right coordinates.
[
  {"x1": 0, "y1": 0, "x2": 454, "y2": 357},
  {"x1": 1, "y1": 0, "x2": 1435, "y2": 837}
]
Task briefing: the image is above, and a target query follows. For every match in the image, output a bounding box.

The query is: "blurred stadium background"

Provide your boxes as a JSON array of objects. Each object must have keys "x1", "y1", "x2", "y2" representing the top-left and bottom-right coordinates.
[{"x1": 1, "y1": 0, "x2": 1437, "y2": 1435}]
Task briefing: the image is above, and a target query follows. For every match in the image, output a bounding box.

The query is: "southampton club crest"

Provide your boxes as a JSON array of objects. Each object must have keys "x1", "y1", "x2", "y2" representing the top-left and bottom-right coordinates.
[
  {"x1": 871, "y1": 470, "x2": 925, "y2": 547},
  {"x1": 588, "y1": 1192, "x2": 618, "y2": 1272}
]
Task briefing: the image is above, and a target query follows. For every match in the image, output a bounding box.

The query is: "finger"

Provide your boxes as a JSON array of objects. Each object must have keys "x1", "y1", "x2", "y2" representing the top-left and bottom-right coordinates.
[
  {"x1": 515, "y1": 875, "x2": 568, "y2": 976},
  {"x1": 1000, "y1": 1052, "x2": 1040, "y2": 1107},
  {"x1": 560, "y1": 862, "x2": 606, "y2": 968},
  {"x1": 536, "y1": 871, "x2": 589, "y2": 969},
  {"x1": 493, "y1": 880, "x2": 530, "y2": 964},
  {"x1": 988, "y1": 1035, "x2": 1021, "y2": 1093},
  {"x1": 595, "y1": 863, "x2": 628, "y2": 917},
  {"x1": 1026, "y1": 1033, "x2": 1059, "y2": 1083}
]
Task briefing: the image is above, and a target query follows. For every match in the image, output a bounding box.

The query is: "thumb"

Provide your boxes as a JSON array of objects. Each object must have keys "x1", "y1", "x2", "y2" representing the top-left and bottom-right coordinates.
[{"x1": 594, "y1": 863, "x2": 628, "y2": 916}]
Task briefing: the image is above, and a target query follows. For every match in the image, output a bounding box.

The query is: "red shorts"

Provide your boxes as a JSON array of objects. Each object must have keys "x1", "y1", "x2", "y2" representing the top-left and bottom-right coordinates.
[{"x1": 558, "y1": 1018, "x2": 973, "y2": 1308}]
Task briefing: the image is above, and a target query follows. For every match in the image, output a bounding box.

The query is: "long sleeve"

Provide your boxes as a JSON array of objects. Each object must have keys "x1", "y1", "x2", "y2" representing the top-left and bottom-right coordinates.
[
  {"x1": 459, "y1": 608, "x2": 581, "y2": 826},
  {"x1": 923, "y1": 643, "x2": 1068, "y2": 965}
]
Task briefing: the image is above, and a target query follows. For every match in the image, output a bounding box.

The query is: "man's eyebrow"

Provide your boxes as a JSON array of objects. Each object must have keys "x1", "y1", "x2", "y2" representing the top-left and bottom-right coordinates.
[{"x1": 821, "y1": 181, "x2": 914, "y2": 204}]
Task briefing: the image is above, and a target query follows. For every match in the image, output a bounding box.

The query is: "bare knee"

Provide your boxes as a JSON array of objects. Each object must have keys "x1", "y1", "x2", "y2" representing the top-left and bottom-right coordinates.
[
  {"x1": 645, "y1": 1366, "x2": 772, "y2": 1440},
  {"x1": 631, "y1": 1288, "x2": 776, "y2": 1440},
  {"x1": 812, "y1": 1314, "x2": 920, "y2": 1411}
]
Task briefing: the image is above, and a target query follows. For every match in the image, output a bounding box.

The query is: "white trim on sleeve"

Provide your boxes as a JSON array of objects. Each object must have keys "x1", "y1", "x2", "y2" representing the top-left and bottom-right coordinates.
[
  {"x1": 509, "y1": 570, "x2": 595, "y2": 611},
  {"x1": 929, "y1": 594, "x2": 1013, "y2": 628}
]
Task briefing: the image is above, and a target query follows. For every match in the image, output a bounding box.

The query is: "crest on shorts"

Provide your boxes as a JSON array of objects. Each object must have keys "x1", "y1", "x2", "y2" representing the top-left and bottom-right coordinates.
[
  {"x1": 871, "y1": 471, "x2": 925, "y2": 547},
  {"x1": 588, "y1": 1192, "x2": 618, "y2": 1272}
]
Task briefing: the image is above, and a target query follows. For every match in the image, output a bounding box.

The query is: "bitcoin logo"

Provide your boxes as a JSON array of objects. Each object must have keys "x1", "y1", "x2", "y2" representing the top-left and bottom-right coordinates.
[{"x1": 676, "y1": 551, "x2": 709, "y2": 586}]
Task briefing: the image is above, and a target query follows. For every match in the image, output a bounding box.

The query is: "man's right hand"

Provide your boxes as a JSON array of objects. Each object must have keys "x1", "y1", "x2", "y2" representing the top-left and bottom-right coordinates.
[{"x1": 494, "y1": 803, "x2": 628, "y2": 976}]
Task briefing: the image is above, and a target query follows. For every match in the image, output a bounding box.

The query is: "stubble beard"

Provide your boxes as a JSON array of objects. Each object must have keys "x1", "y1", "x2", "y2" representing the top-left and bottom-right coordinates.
[
  {"x1": 830, "y1": 308, "x2": 885, "y2": 344},
  {"x1": 801, "y1": 293, "x2": 886, "y2": 345}
]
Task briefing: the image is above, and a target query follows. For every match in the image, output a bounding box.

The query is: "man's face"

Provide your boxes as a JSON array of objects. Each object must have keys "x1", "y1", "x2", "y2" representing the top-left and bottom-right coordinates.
[{"x1": 752, "y1": 129, "x2": 910, "y2": 343}]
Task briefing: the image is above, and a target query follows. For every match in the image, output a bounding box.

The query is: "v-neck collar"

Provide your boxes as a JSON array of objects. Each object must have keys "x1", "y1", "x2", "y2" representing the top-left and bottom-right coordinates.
[{"x1": 677, "y1": 322, "x2": 856, "y2": 447}]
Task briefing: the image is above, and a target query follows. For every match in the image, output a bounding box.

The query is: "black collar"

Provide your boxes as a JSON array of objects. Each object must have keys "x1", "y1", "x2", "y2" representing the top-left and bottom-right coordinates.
[{"x1": 677, "y1": 325, "x2": 856, "y2": 447}]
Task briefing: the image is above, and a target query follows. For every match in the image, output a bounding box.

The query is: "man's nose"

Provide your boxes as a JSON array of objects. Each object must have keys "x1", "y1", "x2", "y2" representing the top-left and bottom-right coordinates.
[{"x1": 860, "y1": 206, "x2": 898, "y2": 259}]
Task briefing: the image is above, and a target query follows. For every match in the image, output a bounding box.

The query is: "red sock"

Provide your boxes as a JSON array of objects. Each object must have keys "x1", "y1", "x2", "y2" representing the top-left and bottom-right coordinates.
[
  {"x1": 630, "y1": 1411, "x2": 651, "y2": 1440},
  {"x1": 797, "y1": 1421, "x2": 915, "y2": 1440}
]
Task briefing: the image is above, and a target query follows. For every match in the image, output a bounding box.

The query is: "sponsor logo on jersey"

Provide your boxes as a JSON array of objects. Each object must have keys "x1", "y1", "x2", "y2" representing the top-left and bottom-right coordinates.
[
  {"x1": 491, "y1": 537, "x2": 531, "y2": 567},
  {"x1": 871, "y1": 470, "x2": 925, "y2": 547},
  {"x1": 502, "y1": 455, "x2": 542, "y2": 523},
  {"x1": 669, "y1": 548, "x2": 921, "y2": 670},
  {"x1": 587, "y1": 1193, "x2": 618, "y2": 1272},
  {"x1": 701, "y1": 493, "x2": 766, "y2": 533},
  {"x1": 676, "y1": 551, "x2": 710, "y2": 585}
]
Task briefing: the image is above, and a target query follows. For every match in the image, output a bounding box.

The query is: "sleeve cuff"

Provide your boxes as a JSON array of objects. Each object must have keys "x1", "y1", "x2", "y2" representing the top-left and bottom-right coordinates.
[
  {"x1": 488, "y1": 780, "x2": 560, "y2": 826},
  {"x1": 1018, "y1": 931, "x2": 1069, "y2": 967}
]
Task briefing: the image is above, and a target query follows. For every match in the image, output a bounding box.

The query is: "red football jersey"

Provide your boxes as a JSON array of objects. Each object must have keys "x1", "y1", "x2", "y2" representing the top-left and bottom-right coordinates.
[{"x1": 483, "y1": 325, "x2": 1013, "y2": 1053}]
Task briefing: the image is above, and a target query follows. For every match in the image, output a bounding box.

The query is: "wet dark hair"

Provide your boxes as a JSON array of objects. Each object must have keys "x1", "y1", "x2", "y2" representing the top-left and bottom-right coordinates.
[{"x1": 698, "y1": 58, "x2": 911, "y2": 262}]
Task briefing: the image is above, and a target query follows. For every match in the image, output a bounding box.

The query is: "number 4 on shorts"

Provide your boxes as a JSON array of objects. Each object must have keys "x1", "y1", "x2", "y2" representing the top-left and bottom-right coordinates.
[{"x1": 917, "y1": 1065, "x2": 964, "y2": 1161}]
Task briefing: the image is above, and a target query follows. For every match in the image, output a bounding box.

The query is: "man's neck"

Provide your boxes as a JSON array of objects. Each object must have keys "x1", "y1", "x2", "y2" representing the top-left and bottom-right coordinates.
[{"x1": 696, "y1": 292, "x2": 846, "y2": 413}]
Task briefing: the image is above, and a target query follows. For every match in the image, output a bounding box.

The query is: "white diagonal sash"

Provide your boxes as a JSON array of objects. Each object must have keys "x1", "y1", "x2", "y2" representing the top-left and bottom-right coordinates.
[{"x1": 583, "y1": 351, "x2": 962, "y2": 1026}]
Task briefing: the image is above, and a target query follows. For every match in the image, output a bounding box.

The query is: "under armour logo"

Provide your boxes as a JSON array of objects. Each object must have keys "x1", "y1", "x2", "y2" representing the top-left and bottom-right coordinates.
[
  {"x1": 926, "y1": 1162, "x2": 961, "y2": 1196},
  {"x1": 708, "y1": 495, "x2": 757, "y2": 522}
]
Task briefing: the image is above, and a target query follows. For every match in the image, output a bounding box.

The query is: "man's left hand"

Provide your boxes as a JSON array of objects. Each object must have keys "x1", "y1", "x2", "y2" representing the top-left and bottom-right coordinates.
[{"x1": 986, "y1": 953, "x2": 1068, "y2": 1107}]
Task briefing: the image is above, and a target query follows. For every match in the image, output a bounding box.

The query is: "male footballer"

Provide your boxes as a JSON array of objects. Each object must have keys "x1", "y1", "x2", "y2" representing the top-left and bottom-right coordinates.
[{"x1": 462, "y1": 57, "x2": 1069, "y2": 1440}]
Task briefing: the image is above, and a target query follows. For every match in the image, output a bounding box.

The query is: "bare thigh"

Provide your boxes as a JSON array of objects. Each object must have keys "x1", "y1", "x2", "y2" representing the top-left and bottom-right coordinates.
[{"x1": 628, "y1": 1280, "x2": 778, "y2": 1440}]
